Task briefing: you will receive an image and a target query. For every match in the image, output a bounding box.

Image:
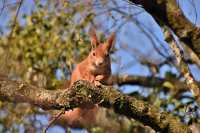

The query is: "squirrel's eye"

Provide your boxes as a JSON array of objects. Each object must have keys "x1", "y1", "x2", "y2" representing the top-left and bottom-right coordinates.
[{"x1": 92, "y1": 52, "x2": 96, "y2": 56}]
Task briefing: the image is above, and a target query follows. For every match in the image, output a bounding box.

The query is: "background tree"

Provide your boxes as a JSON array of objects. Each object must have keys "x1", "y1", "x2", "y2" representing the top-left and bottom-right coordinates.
[{"x1": 0, "y1": 0, "x2": 199, "y2": 132}]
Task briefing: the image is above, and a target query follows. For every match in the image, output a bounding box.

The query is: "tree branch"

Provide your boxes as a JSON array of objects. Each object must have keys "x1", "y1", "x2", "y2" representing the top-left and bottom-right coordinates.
[
  {"x1": 0, "y1": 76, "x2": 66, "y2": 110},
  {"x1": 8, "y1": 0, "x2": 23, "y2": 39},
  {"x1": 64, "y1": 74, "x2": 197, "y2": 95},
  {"x1": 164, "y1": 27, "x2": 200, "y2": 106},
  {"x1": 0, "y1": 77, "x2": 191, "y2": 133},
  {"x1": 112, "y1": 75, "x2": 189, "y2": 91},
  {"x1": 63, "y1": 75, "x2": 193, "y2": 94},
  {"x1": 129, "y1": 0, "x2": 200, "y2": 60}
]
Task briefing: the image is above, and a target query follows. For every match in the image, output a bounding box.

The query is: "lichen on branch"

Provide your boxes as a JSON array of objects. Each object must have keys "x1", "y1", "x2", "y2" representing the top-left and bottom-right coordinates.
[{"x1": 0, "y1": 77, "x2": 191, "y2": 133}]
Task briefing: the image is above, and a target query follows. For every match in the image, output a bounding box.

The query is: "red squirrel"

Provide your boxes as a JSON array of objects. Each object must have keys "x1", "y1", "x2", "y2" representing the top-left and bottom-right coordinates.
[{"x1": 63, "y1": 29, "x2": 116, "y2": 127}]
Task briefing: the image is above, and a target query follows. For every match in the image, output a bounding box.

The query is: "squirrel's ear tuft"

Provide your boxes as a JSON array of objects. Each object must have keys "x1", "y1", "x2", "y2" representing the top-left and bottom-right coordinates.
[
  {"x1": 106, "y1": 32, "x2": 116, "y2": 51},
  {"x1": 89, "y1": 28, "x2": 99, "y2": 49}
]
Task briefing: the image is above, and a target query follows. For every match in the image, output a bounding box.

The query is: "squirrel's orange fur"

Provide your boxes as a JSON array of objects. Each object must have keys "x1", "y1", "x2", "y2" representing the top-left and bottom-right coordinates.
[{"x1": 63, "y1": 29, "x2": 116, "y2": 127}]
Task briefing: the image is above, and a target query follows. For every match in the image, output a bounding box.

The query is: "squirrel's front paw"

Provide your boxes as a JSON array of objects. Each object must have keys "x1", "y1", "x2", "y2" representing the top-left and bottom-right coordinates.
[
  {"x1": 94, "y1": 80, "x2": 101, "y2": 87},
  {"x1": 95, "y1": 75, "x2": 104, "y2": 81}
]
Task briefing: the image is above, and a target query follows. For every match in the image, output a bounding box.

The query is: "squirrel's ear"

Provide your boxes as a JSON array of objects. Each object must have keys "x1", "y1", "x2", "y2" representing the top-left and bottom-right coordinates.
[
  {"x1": 106, "y1": 32, "x2": 116, "y2": 51},
  {"x1": 89, "y1": 28, "x2": 99, "y2": 49}
]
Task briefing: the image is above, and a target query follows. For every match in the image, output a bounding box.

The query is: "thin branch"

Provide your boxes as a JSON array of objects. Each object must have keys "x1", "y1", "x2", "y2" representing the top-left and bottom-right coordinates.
[
  {"x1": 0, "y1": 0, "x2": 6, "y2": 16},
  {"x1": 164, "y1": 27, "x2": 200, "y2": 105},
  {"x1": 43, "y1": 109, "x2": 65, "y2": 133},
  {"x1": 112, "y1": 75, "x2": 188, "y2": 91},
  {"x1": 8, "y1": 0, "x2": 23, "y2": 39},
  {"x1": 181, "y1": 42, "x2": 200, "y2": 68},
  {"x1": 189, "y1": 0, "x2": 198, "y2": 26},
  {"x1": 110, "y1": 8, "x2": 171, "y2": 60}
]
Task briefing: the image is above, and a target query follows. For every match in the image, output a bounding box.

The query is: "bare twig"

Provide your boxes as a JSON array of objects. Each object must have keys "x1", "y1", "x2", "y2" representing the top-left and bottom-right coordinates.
[
  {"x1": 181, "y1": 42, "x2": 200, "y2": 68},
  {"x1": 2, "y1": 0, "x2": 24, "y2": 75},
  {"x1": 43, "y1": 109, "x2": 65, "y2": 133},
  {"x1": 8, "y1": 0, "x2": 23, "y2": 39},
  {"x1": 0, "y1": 0, "x2": 6, "y2": 16},
  {"x1": 189, "y1": 0, "x2": 198, "y2": 25},
  {"x1": 0, "y1": 1, "x2": 21, "y2": 15},
  {"x1": 109, "y1": 8, "x2": 171, "y2": 60}
]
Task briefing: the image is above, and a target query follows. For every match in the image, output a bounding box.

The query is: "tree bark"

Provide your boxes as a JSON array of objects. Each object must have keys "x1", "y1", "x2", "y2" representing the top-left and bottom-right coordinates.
[
  {"x1": 65, "y1": 75, "x2": 195, "y2": 92},
  {"x1": 0, "y1": 77, "x2": 191, "y2": 133},
  {"x1": 112, "y1": 75, "x2": 189, "y2": 91},
  {"x1": 129, "y1": 0, "x2": 200, "y2": 59}
]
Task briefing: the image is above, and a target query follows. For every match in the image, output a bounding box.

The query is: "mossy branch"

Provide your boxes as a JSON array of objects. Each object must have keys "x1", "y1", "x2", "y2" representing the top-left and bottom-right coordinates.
[{"x1": 0, "y1": 77, "x2": 191, "y2": 132}]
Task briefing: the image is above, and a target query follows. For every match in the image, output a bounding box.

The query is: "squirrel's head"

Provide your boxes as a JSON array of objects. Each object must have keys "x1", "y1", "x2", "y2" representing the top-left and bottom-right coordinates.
[{"x1": 88, "y1": 29, "x2": 116, "y2": 68}]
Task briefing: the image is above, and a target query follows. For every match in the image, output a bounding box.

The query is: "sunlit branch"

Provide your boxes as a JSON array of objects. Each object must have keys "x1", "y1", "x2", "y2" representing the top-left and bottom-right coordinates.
[{"x1": 0, "y1": 77, "x2": 191, "y2": 133}]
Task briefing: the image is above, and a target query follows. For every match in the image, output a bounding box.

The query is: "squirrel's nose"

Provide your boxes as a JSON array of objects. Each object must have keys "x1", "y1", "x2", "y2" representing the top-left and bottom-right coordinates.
[
  {"x1": 96, "y1": 60, "x2": 104, "y2": 66},
  {"x1": 99, "y1": 62, "x2": 103, "y2": 66}
]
